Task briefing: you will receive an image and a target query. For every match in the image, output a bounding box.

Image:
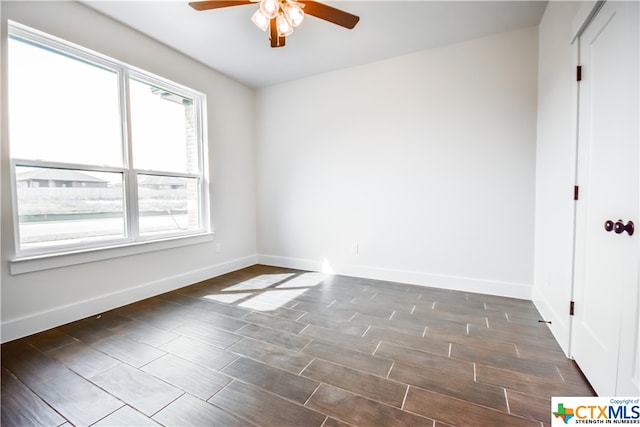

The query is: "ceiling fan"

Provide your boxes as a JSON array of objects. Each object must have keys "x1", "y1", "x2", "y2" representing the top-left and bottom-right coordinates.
[{"x1": 189, "y1": 0, "x2": 360, "y2": 48}]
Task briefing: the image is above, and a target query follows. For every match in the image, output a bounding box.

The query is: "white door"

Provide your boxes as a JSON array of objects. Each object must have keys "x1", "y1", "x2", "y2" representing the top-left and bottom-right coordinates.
[{"x1": 572, "y1": 0, "x2": 639, "y2": 396}]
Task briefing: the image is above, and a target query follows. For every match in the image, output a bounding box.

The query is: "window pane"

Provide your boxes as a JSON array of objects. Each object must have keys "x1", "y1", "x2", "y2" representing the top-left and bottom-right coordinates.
[
  {"x1": 130, "y1": 79, "x2": 198, "y2": 174},
  {"x1": 8, "y1": 37, "x2": 123, "y2": 166},
  {"x1": 9, "y1": 24, "x2": 208, "y2": 258},
  {"x1": 15, "y1": 166, "x2": 126, "y2": 250},
  {"x1": 138, "y1": 174, "x2": 200, "y2": 236}
]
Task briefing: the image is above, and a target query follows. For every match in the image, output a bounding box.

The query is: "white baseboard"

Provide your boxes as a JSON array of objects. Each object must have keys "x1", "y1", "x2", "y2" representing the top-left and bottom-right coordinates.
[
  {"x1": 1, "y1": 255, "x2": 257, "y2": 343},
  {"x1": 531, "y1": 286, "x2": 571, "y2": 356},
  {"x1": 2, "y1": 253, "x2": 534, "y2": 343},
  {"x1": 258, "y1": 254, "x2": 532, "y2": 300}
]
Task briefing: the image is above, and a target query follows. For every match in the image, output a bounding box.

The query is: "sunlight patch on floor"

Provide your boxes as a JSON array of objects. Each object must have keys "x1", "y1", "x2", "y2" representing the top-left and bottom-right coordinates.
[
  {"x1": 201, "y1": 272, "x2": 328, "y2": 312},
  {"x1": 238, "y1": 288, "x2": 309, "y2": 311},
  {"x1": 202, "y1": 292, "x2": 253, "y2": 304},
  {"x1": 276, "y1": 272, "x2": 325, "y2": 289},
  {"x1": 222, "y1": 273, "x2": 295, "y2": 291}
]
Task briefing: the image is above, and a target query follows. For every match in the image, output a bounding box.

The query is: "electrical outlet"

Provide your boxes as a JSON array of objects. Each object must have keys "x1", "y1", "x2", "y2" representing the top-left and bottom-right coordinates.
[
  {"x1": 351, "y1": 243, "x2": 359, "y2": 254},
  {"x1": 215, "y1": 242, "x2": 221, "y2": 253}
]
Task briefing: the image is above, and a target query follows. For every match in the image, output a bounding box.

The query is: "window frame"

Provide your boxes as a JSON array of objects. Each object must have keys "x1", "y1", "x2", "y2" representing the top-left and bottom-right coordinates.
[{"x1": 8, "y1": 21, "x2": 211, "y2": 264}]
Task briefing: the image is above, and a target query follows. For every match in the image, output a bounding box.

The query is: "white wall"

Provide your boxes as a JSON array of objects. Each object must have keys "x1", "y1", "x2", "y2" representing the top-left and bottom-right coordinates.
[
  {"x1": 0, "y1": 1, "x2": 257, "y2": 342},
  {"x1": 256, "y1": 26, "x2": 538, "y2": 299},
  {"x1": 0, "y1": 2, "x2": 549, "y2": 343},
  {"x1": 531, "y1": 0, "x2": 582, "y2": 355}
]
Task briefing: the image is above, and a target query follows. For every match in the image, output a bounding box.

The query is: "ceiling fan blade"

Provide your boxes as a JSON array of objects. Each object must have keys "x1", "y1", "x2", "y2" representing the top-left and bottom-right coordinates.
[
  {"x1": 189, "y1": 1, "x2": 254, "y2": 11},
  {"x1": 269, "y1": 18, "x2": 286, "y2": 47},
  {"x1": 298, "y1": 1, "x2": 359, "y2": 29}
]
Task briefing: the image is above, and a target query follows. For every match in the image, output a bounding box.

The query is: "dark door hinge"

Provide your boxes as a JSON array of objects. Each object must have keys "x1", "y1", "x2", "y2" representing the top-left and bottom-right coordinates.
[
  {"x1": 570, "y1": 301, "x2": 575, "y2": 316},
  {"x1": 574, "y1": 186, "x2": 579, "y2": 201},
  {"x1": 577, "y1": 66, "x2": 582, "y2": 82}
]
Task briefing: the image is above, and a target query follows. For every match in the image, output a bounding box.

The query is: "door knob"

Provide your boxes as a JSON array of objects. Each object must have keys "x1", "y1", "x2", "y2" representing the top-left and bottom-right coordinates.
[
  {"x1": 613, "y1": 220, "x2": 634, "y2": 236},
  {"x1": 604, "y1": 220, "x2": 615, "y2": 232}
]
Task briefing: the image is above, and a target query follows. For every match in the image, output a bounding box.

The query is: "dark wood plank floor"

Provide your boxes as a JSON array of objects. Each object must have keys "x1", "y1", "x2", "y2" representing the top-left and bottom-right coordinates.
[{"x1": 1, "y1": 265, "x2": 595, "y2": 426}]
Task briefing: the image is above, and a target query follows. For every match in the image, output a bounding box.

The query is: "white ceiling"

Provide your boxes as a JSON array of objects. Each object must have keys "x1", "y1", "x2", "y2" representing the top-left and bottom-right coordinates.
[{"x1": 81, "y1": 1, "x2": 548, "y2": 88}]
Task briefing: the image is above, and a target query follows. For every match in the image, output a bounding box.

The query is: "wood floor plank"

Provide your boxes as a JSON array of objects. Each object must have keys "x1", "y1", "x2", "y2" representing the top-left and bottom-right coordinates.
[
  {"x1": 91, "y1": 364, "x2": 184, "y2": 417},
  {"x1": 301, "y1": 359, "x2": 407, "y2": 408},
  {"x1": 227, "y1": 337, "x2": 314, "y2": 374},
  {"x1": 142, "y1": 354, "x2": 232, "y2": 400},
  {"x1": 93, "y1": 335, "x2": 165, "y2": 368},
  {"x1": 191, "y1": 298, "x2": 254, "y2": 320},
  {"x1": 302, "y1": 340, "x2": 392, "y2": 378},
  {"x1": 184, "y1": 307, "x2": 250, "y2": 332},
  {"x1": 300, "y1": 324, "x2": 379, "y2": 354},
  {"x1": 93, "y1": 405, "x2": 160, "y2": 426},
  {"x1": 322, "y1": 417, "x2": 353, "y2": 427},
  {"x1": 296, "y1": 311, "x2": 363, "y2": 331},
  {"x1": 242, "y1": 311, "x2": 308, "y2": 334},
  {"x1": 209, "y1": 380, "x2": 326, "y2": 427},
  {"x1": 555, "y1": 359, "x2": 598, "y2": 395},
  {"x1": 128, "y1": 309, "x2": 189, "y2": 331},
  {"x1": 332, "y1": 300, "x2": 396, "y2": 319},
  {"x1": 350, "y1": 312, "x2": 427, "y2": 336},
  {"x1": 428, "y1": 329, "x2": 520, "y2": 356},
  {"x1": 172, "y1": 321, "x2": 242, "y2": 349},
  {"x1": 113, "y1": 319, "x2": 180, "y2": 347},
  {"x1": 47, "y1": 341, "x2": 121, "y2": 379},
  {"x1": 222, "y1": 356, "x2": 319, "y2": 404},
  {"x1": 431, "y1": 298, "x2": 488, "y2": 314},
  {"x1": 57, "y1": 315, "x2": 126, "y2": 344},
  {"x1": 515, "y1": 340, "x2": 571, "y2": 363},
  {"x1": 424, "y1": 316, "x2": 470, "y2": 335},
  {"x1": 404, "y1": 386, "x2": 541, "y2": 427},
  {"x1": 239, "y1": 297, "x2": 308, "y2": 321},
  {"x1": 366, "y1": 327, "x2": 450, "y2": 356},
  {"x1": 236, "y1": 323, "x2": 311, "y2": 351},
  {"x1": 506, "y1": 389, "x2": 551, "y2": 424},
  {"x1": 374, "y1": 341, "x2": 452, "y2": 368},
  {"x1": 30, "y1": 370, "x2": 124, "y2": 426},
  {"x1": 349, "y1": 292, "x2": 420, "y2": 312},
  {"x1": 160, "y1": 335, "x2": 238, "y2": 371},
  {"x1": 25, "y1": 329, "x2": 78, "y2": 353},
  {"x1": 0, "y1": 265, "x2": 594, "y2": 427},
  {"x1": 398, "y1": 305, "x2": 487, "y2": 328},
  {"x1": 1, "y1": 368, "x2": 67, "y2": 427},
  {"x1": 306, "y1": 383, "x2": 432, "y2": 426},
  {"x1": 470, "y1": 321, "x2": 560, "y2": 350},
  {"x1": 451, "y1": 342, "x2": 563, "y2": 380},
  {"x1": 153, "y1": 393, "x2": 249, "y2": 426},
  {"x1": 318, "y1": 321, "x2": 372, "y2": 338},
  {"x1": 475, "y1": 362, "x2": 595, "y2": 398},
  {"x1": 389, "y1": 360, "x2": 508, "y2": 412},
  {"x1": 222, "y1": 272, "x2": 297, "y2": 291},
  {"x1": 1, "y1": 340, "x2": 70, "y2": 388},
  {"x1": 274, "y1": 271, "x2": 327, "y2": 290}
]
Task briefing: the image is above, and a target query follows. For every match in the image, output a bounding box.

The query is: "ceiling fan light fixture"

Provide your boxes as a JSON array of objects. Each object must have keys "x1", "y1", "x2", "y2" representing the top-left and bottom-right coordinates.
[
  {"x1": 251, "y1": 9, "x2": 270, "y2": 31},
  {"x1": 276, "y1": 13, "x2": 294, "y2": 36},
  {"x1": 259, "y1": 0, "x2": 279, "y2": 19},
  {"x1": 283, "y1": 1, "x2": 304, "y2": 27},
  {"x1": 189, "y1": 0, "x2": 360, "y2": 48}
]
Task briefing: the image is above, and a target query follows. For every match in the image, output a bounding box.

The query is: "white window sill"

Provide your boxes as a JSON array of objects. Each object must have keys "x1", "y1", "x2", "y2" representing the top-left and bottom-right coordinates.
[{"x1": 10, "y1": 232, "x2": 215, "y2": 275}]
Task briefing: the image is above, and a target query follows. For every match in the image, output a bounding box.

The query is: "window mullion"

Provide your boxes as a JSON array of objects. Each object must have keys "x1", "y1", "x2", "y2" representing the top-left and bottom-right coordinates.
[
  {"x1": 196, "y1": 96, "x2": 209, "y2": 233},
  {"x1": 121, "y1": 69, "x2": 139, "y2": 242},
  {"x1": 11, "y1": 159, "x2": 126, "y2": 174},
  {"x1": 130, "y1": 170, "x2": 200, "y2": 179}
]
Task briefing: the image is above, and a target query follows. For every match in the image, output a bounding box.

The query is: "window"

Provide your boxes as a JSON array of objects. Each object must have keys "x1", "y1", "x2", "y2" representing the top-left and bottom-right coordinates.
[{"x1": 8, "y1": 22, "x2": 209, "y2": 258}]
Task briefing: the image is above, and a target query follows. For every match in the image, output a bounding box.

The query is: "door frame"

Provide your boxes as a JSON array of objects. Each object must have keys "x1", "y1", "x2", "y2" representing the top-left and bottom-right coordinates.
[
  {"x1": 567, "y1": 0, "x2": 604, "y2": 359},
  {"x1": 568, "y1": 0, "x2": 640, "y2": 395}
]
